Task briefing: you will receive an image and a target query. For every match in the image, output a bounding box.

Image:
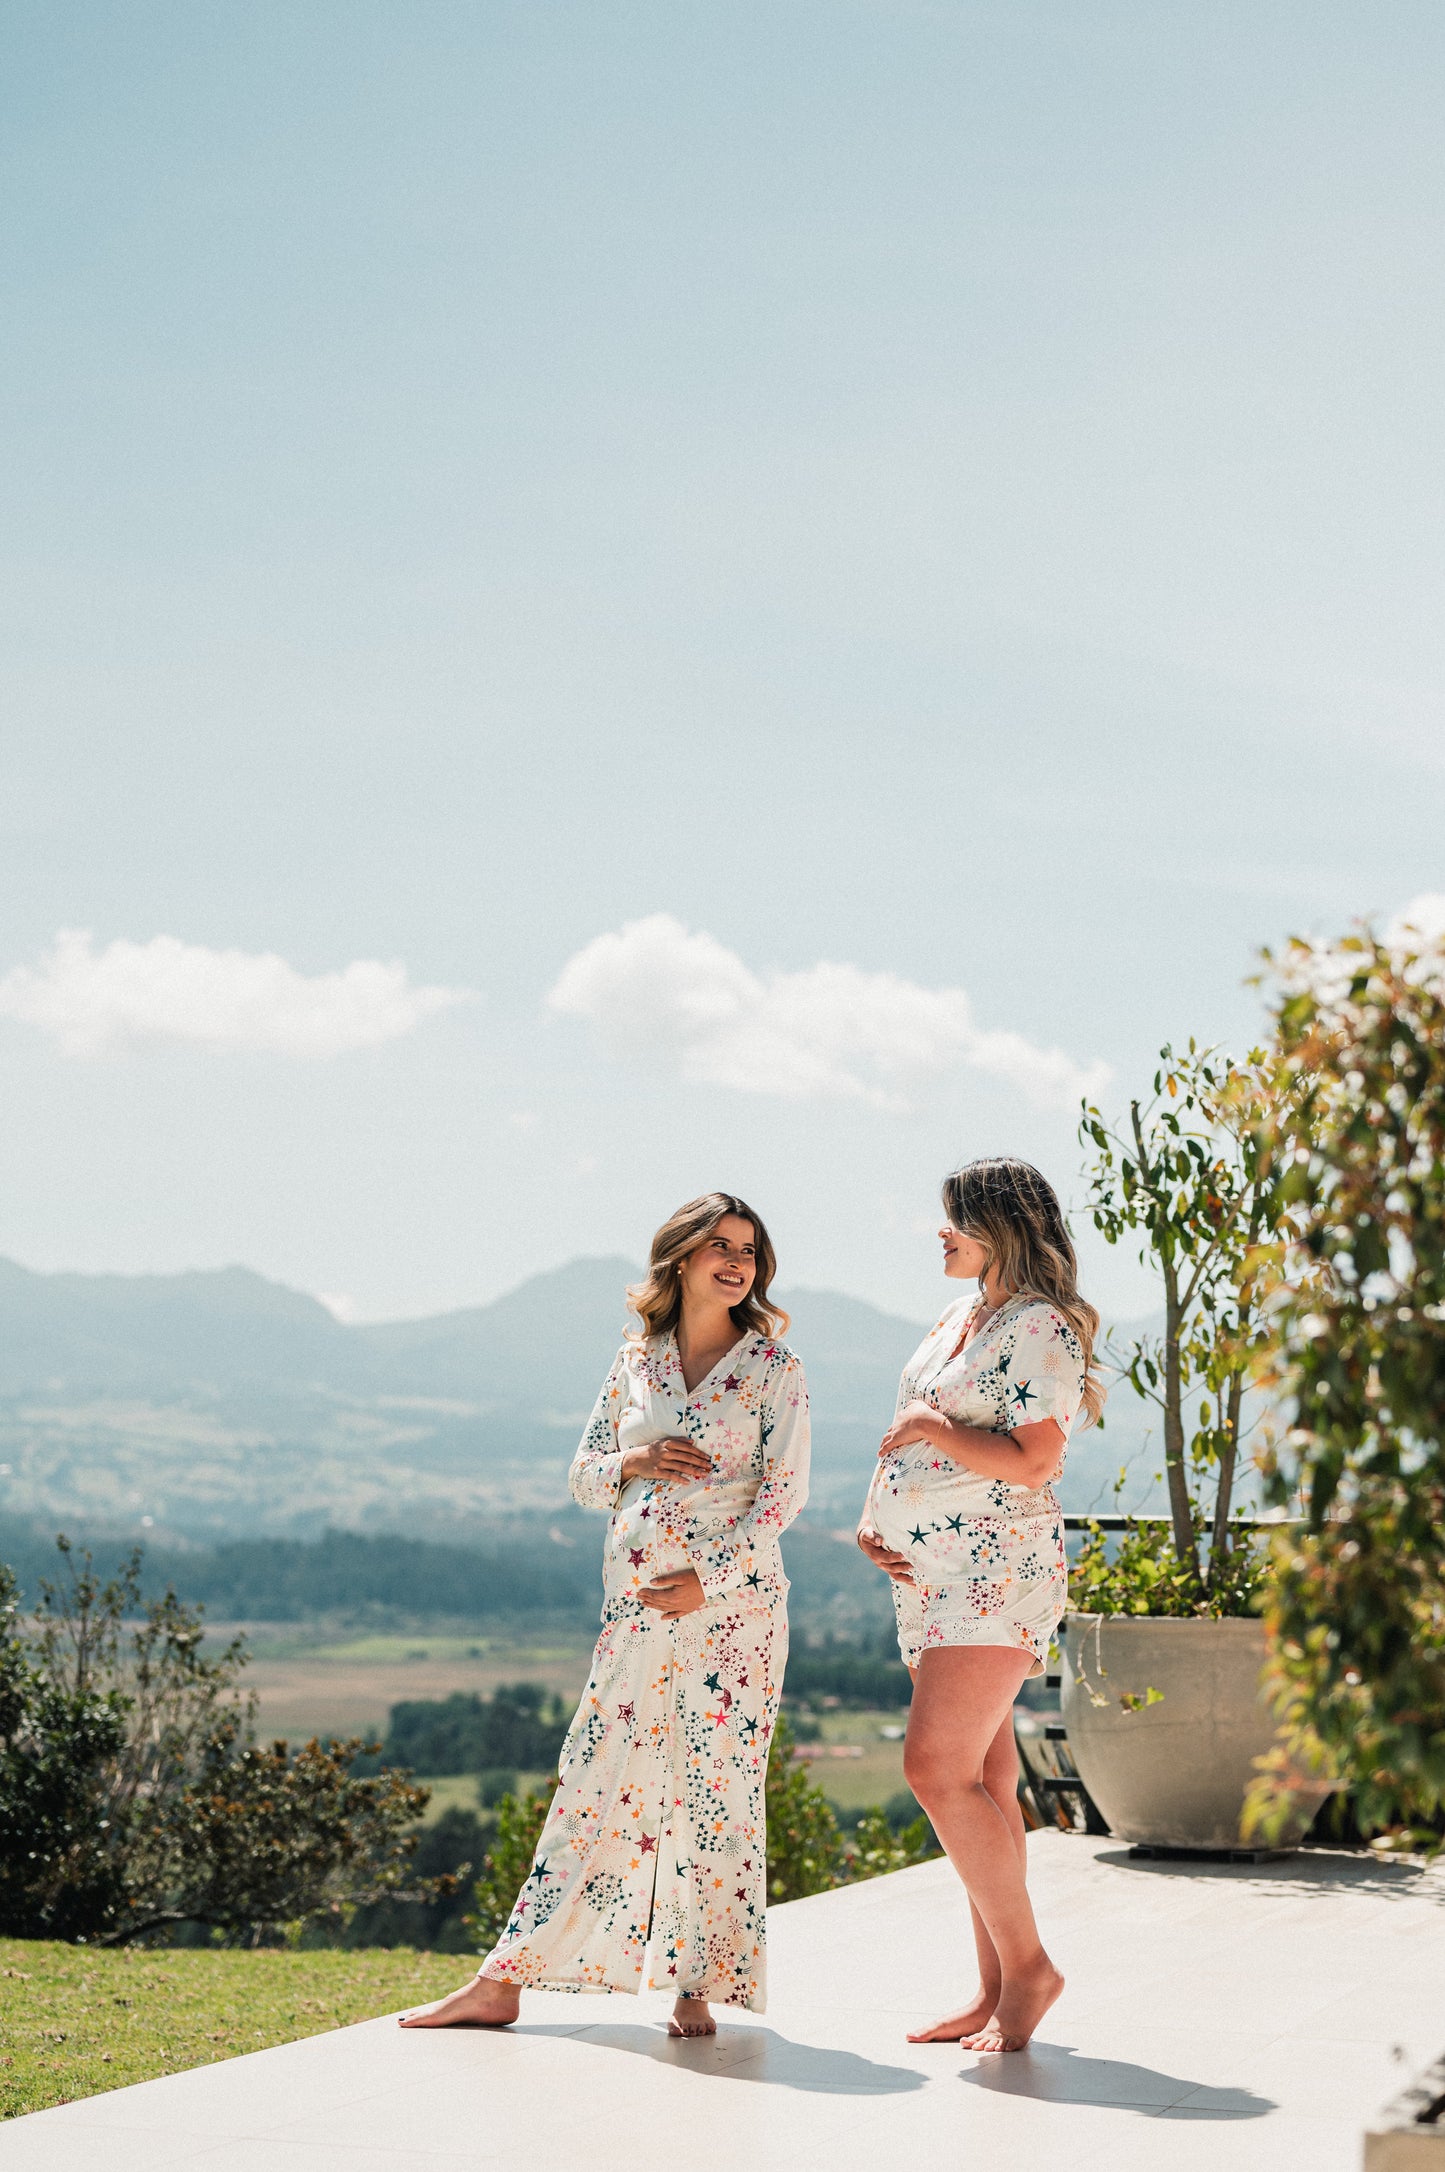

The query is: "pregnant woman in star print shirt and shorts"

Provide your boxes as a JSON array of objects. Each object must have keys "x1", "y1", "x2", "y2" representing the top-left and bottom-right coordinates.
[
  {"x1": 401, "y1": 1191, "x2": 809, "y2": 2041},
  {"x1": 858, "y1": 1156, "x2": 1103, "y2": 2054}
]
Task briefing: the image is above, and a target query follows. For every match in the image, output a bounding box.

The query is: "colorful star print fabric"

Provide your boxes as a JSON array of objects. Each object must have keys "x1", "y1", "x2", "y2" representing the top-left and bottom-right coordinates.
[
  {"x1": 863, "y1": 1295, "x2": 1085, "y2": 1675},
  {"x1": 477, "y1": 1330, "x2": 810, "y2": 2011}
]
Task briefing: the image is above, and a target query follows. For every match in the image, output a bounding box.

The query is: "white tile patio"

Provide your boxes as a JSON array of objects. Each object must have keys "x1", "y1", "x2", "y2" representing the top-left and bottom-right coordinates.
[{"x1": 5, "y1": 1832, "x2": 1443, "y2": 2171}]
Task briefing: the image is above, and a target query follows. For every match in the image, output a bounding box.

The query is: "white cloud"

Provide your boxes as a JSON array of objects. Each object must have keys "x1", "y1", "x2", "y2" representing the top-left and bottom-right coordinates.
[
  {"x1": 548, "y1": 915, "x2": 1109, "y2": 1111},
  {"x1": 0, "y1": 929, "x2": 472, "y2": 1058}
]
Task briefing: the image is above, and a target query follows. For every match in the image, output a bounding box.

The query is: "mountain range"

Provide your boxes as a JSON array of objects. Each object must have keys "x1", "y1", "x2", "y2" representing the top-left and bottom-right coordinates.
[{"x1": 0, "y1": 1255, "x2": 1162, "y2": 1545}]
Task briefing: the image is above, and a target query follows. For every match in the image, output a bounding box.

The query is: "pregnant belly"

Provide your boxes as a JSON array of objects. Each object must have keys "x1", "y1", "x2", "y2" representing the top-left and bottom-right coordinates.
[
  {"x1": 606, "y1": 1479, "x2": 761, "y2": 1588},
  {"x1": 869, "y1": 1460, "x2": 1062, "y2": 1583}
]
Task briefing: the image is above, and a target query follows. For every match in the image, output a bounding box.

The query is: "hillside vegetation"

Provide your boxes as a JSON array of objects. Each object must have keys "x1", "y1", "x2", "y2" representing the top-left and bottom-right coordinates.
[{"x1": 0, "y1": 1253, "x2": 1161, "y2": 1549}]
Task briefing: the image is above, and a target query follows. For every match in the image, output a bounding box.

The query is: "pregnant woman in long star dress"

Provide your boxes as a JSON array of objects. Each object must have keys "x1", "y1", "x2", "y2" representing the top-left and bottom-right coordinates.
[
  {"x1": 857, "y1": 1156, "x2": 1103, "y2": 2053},
  {"x1": 401, "y1": 1191, "x2": 810, "y2": 2039}
]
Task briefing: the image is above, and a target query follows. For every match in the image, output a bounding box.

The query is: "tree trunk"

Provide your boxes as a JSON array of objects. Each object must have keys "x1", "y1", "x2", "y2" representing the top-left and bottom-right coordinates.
[
  {"x1": 1162, "y1": 1270, "x2": 1199, "y2": 1579},
  {"x1": 1208, "y1": 1370, "x2": 1243, "y2": 1590}
]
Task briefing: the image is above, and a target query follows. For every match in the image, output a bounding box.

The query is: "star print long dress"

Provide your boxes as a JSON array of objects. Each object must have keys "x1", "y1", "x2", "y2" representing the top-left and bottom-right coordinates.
[
  {"x1": 863, "y1": 1295, "x2": 1085, "y2": 1677},
  {"x1": 476, "y1": 1328, "x2": 810, "y2": 2011}
]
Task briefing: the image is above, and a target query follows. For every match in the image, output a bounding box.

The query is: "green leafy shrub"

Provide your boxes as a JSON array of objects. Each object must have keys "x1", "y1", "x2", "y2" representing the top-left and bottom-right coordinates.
[
  {"x1": 344, "y1": 1806, "x2": 491, "y2": 1953},
  {"x1": 1069, "y1": 1516, "x2": 1268, "y2": 1619},
  {"x1": 764, "y1": 1712, "x2": 846, "y2": 1900},
  {"x1": 465, "y1": 1776, "x2": 560, "y2": 1947},
  {"x1": 1247, "y1": 927, "x2": 1445, "y2": 1845},
  {"x1": 0, "y1": 1539, "x2": 438, "y2": 1944}
]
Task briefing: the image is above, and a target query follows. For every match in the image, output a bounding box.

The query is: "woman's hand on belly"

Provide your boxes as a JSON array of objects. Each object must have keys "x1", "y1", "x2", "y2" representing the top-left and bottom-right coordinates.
[
  {"x1": 621, "y1": 1437, "x2": 714, "y2": 1486},
  {"x1": 639, "y1": 1567, "x2": 707, "y2": 1618},
  {"x1": 878, "y1": 1400, "x2": 942, "y2": 1460},
  {"x1": 856, "y1": 1523, "x2": 915, "y2": 1585}
]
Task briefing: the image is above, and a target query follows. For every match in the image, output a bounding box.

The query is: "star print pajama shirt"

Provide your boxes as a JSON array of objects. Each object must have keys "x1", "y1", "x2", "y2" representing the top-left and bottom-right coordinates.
[
  {"x1": 477, "y1": 1329, "x2": 810, "y2": 2012},
  {"x1": 863, "y1": 1295, "x2": 1086, "y2": 1677}
]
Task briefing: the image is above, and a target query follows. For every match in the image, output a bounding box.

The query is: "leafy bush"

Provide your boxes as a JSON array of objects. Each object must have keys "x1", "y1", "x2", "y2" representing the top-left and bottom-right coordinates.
[
  {"x1": 1247, "y1": 928, "x2": 1445, "y2": 1845},
  {"x1": 342, "y1": 1807, "x2": 491, "y2": 1953},
  {"x1": 378, "y1": 1685, "x2": 569, "y2": 1778},
  {"x1": 1069, "y1": 1516, "x2": 1269, "y2": 1620},
  {"x1": 0, "y1": 1539, "x2": 438, "y2": 1944},
  {"x1": 466, "y1": 1777, "x2": 560, "y2": 1947},
  {"x1": 764, "y1": 1712, "x2": 846, "y2": 1900},
  {"x1": 764, "y1": 1713, "x2": 938, "y2": 1901}
]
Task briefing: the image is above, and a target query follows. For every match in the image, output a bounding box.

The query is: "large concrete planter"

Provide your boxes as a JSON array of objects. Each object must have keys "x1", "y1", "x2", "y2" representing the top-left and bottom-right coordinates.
[{"x1": 1060, "y1": 1613, "x2": 1332, "y2": 1850}]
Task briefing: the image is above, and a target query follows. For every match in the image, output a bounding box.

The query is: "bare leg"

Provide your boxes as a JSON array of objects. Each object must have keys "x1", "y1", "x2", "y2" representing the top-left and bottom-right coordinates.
[
  {"x1": 910, "y1": 1703, "x2": 1028, "y2": 2042},
  {"x1": 903, "y1": 1647, "x2": 1063, "y2": 2052},
  {"x1": 399, "y1": 1972, "x2": 521, "y2": 2028},
  {"x1": 668, "y1": 1995, "x2": 716, "y2": 2037}
]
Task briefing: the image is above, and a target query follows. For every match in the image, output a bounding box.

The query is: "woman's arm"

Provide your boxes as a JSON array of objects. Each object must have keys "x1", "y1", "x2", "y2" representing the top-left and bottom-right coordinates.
[
  {"x1": 568, "y1": 1350, "x2": 631, "y2": 1510},
  {"x1": 642, "y1": 1354, "x2": 811, "y2": 1618},
  {"x1": 878, "y1": 1401, "x2": 1066, "y2": 1488}
]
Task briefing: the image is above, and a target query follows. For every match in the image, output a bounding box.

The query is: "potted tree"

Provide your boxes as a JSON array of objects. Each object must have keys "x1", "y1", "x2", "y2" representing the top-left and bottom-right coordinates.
[{"x1": 1059, "y1": 1044, "x2": 1330, "y2": 1850}]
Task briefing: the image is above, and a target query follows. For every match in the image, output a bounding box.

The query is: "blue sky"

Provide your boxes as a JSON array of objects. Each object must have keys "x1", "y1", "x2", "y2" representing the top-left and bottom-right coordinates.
[{"x1": 1, "y1": 1, "x2": 1441, "y2": 1325}]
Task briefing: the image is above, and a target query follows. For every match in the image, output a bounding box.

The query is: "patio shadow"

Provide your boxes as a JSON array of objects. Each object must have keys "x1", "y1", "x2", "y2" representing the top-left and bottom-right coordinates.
[
  {"x1": 540, "y1": 2021, "x2": 926, "y2": 2095},
  {"x1": 958, "y1": 2042, "x2": 1274, "y2": 2118},
  {"x1": 1093, "y1": 1846, "x2": 1441, "y2": 1904}
]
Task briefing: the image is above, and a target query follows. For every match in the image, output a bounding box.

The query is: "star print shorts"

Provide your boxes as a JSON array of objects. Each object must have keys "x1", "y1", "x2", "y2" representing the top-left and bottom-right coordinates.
[{"x1": 888, "y1": 1553, "x2": 1068, "y2": 1679}]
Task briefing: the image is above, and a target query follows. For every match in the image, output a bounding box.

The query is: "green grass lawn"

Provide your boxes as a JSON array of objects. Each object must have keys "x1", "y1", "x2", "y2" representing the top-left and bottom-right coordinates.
[{"x1": 0, "y1": 1941, "x2": 468, "y2": 2122}]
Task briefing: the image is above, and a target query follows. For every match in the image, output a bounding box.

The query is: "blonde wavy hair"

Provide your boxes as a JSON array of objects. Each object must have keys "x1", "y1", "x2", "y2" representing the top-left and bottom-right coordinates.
[
  {"x1": 626, "y1": 1192, "x2": 788, "y2": 1343},
  {"x1": 942, "y1": 1156, "x2": 1105, "y2": 1426}
]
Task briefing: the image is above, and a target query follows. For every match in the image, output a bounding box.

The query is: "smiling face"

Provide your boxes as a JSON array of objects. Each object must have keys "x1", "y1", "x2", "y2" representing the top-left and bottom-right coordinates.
[
  {"x1": 939, "y1": 1222, "x2": 990, "y2": 1284},
  {"x1": 679, "y1": 1213, "x2": 758, "y2": 1315}
]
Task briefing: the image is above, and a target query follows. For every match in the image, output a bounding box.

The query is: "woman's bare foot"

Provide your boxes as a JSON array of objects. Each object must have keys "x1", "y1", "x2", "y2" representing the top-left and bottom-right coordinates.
[
  {"x1": 962, "y1": 1957, "x2": 1064, "y2": 2052},
  {"x1": 667, "y1": 1996, "x2": 716, "y2": 2037},
  {"x1": 906, "y1": 1985, "x2": 1000, "y2": 2043},
  {"x1": 398, "y1": 1974, "x2": 521, "y2": 2028}
]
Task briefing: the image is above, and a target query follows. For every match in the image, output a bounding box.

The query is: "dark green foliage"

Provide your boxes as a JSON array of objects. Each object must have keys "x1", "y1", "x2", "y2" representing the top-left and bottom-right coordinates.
[
  {"x1": 843, "y1": 1806, "x2": 938, "y2": 1880},
  {"x1": 764, "y1": 1713, "x2": 846, "y2": 1900},
  {"x1": 1247, "y1": 929, "x2": 1445, "y2": 1844},
  {"x1": 1069, "y1": 1516, "x2": 1269, "y2": 1620},
  {"x1": 764, "y1": 1716, "x2": 939, "y2": 1900},
  {"x1": 343, "y1": 1808, "x2": 491, "y2": 1954},
  {"x1": 466, "y1": 1777, "x2": 560, "y2": 1947},
  {"x1": 0, "y1": 1538, "x2": 438, "y2": 1944},
  {"x1": 0, "y1": 1562, "x2": 129, "y2": 1938},
  {"x1": 782, "y1": 1633, "x2": 911, "y2": 1710},
  {"x1": 377, "y1": 1686, "x2": 570, "y2": 1778}
]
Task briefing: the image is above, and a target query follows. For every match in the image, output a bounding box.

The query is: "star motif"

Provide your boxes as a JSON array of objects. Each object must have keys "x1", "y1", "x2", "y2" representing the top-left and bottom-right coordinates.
[
  {"x1": 704, "y1": 1671, "x2": 721, "y2": 1693},
  {"x1": 723, "y1": 1374, "x2": 741, "y2": 1391},
  {"x1": 744, "y1": 1570, "x2": 762, "y2": 1589},
  {"x1": 639, "y1": 1833, "x2": 656, "y2": 1853},
  {"x1": 909, "y1": 1525, "x2": 927, "y2": 1545},
  {"x1": 527, "y1": 1858, "x2": 551, "y2": 1884},
  {"x1": 617, "y1": 1701, "x2": 635, "y2": 1724},
  {"x1": 741, "y1": 1715, "x2": 759, "y2": 1737},
  {"x1": 1013, "y1": 1379, "x2": 1036, "y2": 1410},
  {"x1": 628, "y1": 1547, "x2": 645, "y2": 1567},
  {"x1": 946, "y1": 1514, "x2": 964, "y2": 1533}
]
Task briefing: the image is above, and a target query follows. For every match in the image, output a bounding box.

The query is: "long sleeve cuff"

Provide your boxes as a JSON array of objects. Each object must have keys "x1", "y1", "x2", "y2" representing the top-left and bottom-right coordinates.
[{"x1": 569, "y1": 1449, "x2": 625, "y2": 1512}]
